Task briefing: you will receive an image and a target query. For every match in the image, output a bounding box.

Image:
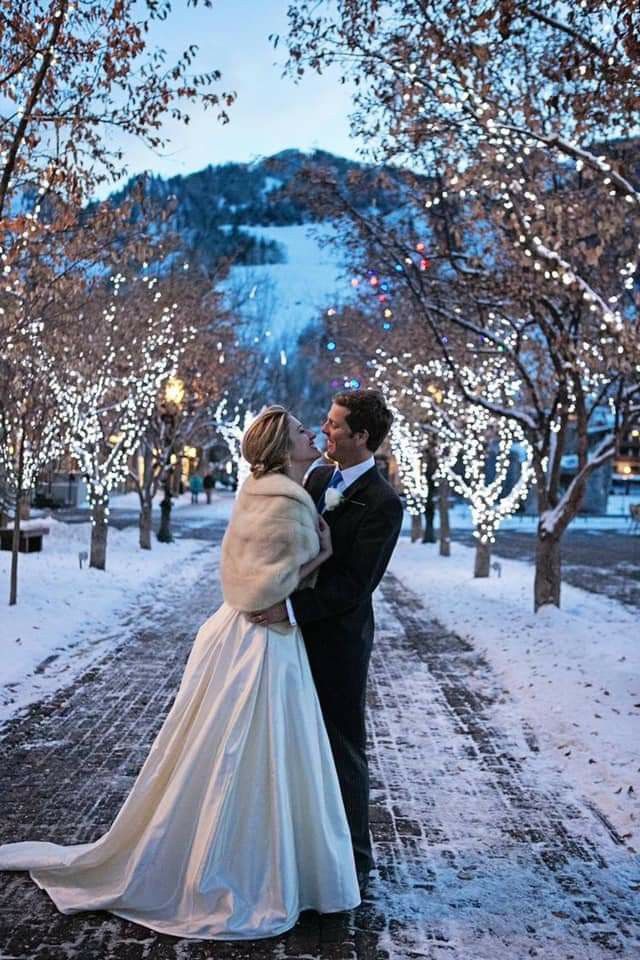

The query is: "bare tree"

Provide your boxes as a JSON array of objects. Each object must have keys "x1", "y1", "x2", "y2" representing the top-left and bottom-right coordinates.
[
  {"x1": 283, "y1": 2, "x2": 640, "y2": 608},
  {"x1": 130, "y1": 285, "x2": 247, "y2": 548},
  {"x1": 375, "y1": 352, "x2": 533, "y2": 577},
  {"x1": 52, "y1": 262, "x2": 195, "y2": 569},
  {"x1": 0, "y1": 322, "x2": 65, "y2": 603},
  {"x1": 290, "y1": 160, "x2": 639, "y2": 608},
  {"x1": 0, "y1": 0, "x2": 234, "y2": 219}
]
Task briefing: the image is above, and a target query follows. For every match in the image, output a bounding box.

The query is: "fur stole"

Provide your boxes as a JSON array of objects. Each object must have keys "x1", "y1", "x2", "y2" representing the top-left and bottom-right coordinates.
[{"x1": 220, "y1": 471, "x2": 320, "y2": 613}]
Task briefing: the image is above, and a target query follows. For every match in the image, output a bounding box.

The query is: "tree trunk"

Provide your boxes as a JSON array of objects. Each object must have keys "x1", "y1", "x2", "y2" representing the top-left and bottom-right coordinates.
[
  {"x1": 534, "y1": 533, "x2": 561, "y2": 610},
  {"x1": 157, "y1": 478, "x2": 173, "y2": 543},
  {"x1": 90, "y1": 499, "x2": 109, "y2": 570},
  {"x1": 9, "y1": 435, "x2": 25, "y2": 606},
  {"x1": 474, "y1": 539, "x2": 491, "y2": 578},
  {"x1": 138, "y1": 446, "x2": 155, "y2": 550},
  {"x1": 422, "y1": 494, "x2": 436, "y2": 543},
  {"x1": 9, "y1": 491, "x2": 22, "y2": 606},
  {"x1": 139, "y1": 498, "x2": 153, "y2": 550},
  {"x1": 410, "y1": 513, "x2": 422, "y2": 542},
  {"x1": 438, "y1": 479, "x2": 451, "y2": 557}
]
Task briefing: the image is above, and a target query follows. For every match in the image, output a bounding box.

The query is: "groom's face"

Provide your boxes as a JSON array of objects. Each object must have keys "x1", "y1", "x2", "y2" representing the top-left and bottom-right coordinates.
[{"x1": 322, "y1": 403, "x2": 368, "y2": 466}]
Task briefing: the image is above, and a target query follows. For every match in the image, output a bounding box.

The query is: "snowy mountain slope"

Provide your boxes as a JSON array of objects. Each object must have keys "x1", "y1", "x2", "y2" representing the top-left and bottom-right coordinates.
[
  {"x1": 109, "y1": 149, "x2": 409, "y2": 357},
  {"x1": 223, "y1": 223, "x2": 353, "y2": 348}
]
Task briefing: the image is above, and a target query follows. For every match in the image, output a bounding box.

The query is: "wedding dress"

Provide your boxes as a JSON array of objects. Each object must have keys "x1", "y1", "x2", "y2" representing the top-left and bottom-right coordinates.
[{"x1": 0, "y1": 602, "x2": 361, "y2": 939}]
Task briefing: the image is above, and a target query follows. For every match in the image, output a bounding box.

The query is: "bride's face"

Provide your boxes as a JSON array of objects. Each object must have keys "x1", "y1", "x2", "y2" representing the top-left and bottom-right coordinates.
[{"x1": 288, "y1": 415, "x2": 320, "y2": 464}]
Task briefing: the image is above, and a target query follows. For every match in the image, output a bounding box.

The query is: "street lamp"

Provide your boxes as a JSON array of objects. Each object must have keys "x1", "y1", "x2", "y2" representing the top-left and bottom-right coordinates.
[
  {"x1": 157, "y1": 377, "x2": 184, "y2": 544},
  {"x1": 164, "y1": 376, "x2": 185, "y2": 408}
]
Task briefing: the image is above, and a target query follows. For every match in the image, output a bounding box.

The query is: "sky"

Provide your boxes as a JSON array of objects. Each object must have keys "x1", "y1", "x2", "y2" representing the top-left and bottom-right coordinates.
[{"x1": 110, "y1": 0, "x2": 359, "y2": 189}]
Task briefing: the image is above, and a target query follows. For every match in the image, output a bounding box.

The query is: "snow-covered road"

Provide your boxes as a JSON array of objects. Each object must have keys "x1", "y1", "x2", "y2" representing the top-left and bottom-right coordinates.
[{"x1": 371, "y1": 575, "x2": 638, "y2": 958}]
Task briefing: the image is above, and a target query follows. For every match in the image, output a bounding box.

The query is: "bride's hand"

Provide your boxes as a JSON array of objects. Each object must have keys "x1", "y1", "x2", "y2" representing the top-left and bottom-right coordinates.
[{"x1": 317, "y1": 516, "x2": 332, "y2": 556}]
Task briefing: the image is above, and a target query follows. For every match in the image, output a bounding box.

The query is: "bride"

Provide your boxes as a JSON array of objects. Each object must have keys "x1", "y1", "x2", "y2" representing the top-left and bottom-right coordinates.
[{"x1": 0, "y1": 405, "x2": 360, "y2": 940}]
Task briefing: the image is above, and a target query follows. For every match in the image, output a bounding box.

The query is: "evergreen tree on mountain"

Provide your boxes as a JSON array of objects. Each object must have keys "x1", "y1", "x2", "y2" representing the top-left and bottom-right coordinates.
[{"x1": 109, "y1": 149, "x2": 401, "y2": 270}]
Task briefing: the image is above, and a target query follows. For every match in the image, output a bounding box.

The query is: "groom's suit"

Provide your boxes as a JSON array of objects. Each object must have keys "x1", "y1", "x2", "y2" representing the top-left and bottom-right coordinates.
[{"x1": 290, "y1": 462, "x2": 403, "y2": 873}]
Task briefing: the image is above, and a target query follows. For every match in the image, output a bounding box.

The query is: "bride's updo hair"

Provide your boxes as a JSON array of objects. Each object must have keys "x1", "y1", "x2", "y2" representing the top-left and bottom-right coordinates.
[{"x1": 241, "y1": 405, "x2": 291, "y2": 478}]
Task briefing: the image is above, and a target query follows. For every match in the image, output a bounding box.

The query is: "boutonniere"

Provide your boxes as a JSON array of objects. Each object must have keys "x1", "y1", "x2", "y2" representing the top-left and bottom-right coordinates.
[{"x1": 324, "y1": 489, "x2": 366, "y2": 511}]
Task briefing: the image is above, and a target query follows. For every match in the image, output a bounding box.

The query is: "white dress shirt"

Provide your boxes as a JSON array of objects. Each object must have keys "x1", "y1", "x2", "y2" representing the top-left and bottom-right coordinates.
[{"x1": 285, "y1": 456, "x2": 375, "y2": 625}]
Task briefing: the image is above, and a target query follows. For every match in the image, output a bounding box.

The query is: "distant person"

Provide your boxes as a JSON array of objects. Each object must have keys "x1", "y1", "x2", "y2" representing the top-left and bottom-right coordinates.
[
  {"x1": 189, "y1": 473, "x2": 203, "y2": 504},
  {"x1": 203, "y1": 471, "x2": 215, "y2": 504}
]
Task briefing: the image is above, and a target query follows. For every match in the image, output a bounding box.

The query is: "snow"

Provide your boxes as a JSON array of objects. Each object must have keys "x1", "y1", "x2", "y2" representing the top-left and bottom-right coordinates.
[
  {"x1": 389, "y1": 539, "x2": 640, "y2": 845},
  {"x1": 0, "y1": 518, "x2": 214, "y2": 728},
  {"x1": 224, "y1": 223, "x2": 352, "y2": 346},
  {"x1": 261, "y1": 175, "x2": 283, "y2": 195}
]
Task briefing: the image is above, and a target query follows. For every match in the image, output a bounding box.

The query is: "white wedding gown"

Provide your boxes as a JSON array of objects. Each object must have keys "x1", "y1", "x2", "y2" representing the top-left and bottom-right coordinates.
[{"x1": 0, "y1": 603, "x2": 360, "y2": 939}]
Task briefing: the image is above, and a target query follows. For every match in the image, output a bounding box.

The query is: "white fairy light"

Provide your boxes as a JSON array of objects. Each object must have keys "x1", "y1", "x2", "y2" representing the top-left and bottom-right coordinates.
[
  {"x1": 373, "y1": 354, "x2": 533, "y2": 547},
  {"x1": 50, "y1": 276, "x2": 194, "y2": 535},
  {"x1": 214, "y1": 398, "x2": 254, "y2": 492}
]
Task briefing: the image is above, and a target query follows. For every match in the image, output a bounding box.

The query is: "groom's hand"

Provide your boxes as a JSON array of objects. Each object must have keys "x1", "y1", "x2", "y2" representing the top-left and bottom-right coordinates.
[{"x1": 248, "y1": 602, "x2": 288, "y2": 626}]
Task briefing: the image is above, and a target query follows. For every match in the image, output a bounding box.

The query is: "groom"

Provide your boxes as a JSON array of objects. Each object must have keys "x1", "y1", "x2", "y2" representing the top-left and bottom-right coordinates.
[{"x1": 250, "y1": 389, "x2": 403, "y2": 890}]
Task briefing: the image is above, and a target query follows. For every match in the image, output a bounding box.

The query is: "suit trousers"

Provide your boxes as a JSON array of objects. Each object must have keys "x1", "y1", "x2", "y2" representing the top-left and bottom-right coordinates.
[{"x1": 303, "y1": 613, "x2": 375, "y2": 875}]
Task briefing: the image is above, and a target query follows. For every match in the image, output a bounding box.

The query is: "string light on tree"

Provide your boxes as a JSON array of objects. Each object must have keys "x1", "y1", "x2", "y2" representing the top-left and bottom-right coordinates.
[
  {"x1": 51, "y1": 273, "x2": 196, "y2": 571},
  {"x1": 373, "y1": 352, "x2": 533, "y2": 577},
  {"x1": 214, "y1": 396, "x2": 254, "y2": 492}
]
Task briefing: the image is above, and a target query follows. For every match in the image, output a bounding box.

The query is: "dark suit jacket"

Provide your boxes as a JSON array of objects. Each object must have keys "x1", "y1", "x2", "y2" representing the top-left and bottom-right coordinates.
[{"x1": 290, "y1": 463, "x2": 403, "y2": 729}]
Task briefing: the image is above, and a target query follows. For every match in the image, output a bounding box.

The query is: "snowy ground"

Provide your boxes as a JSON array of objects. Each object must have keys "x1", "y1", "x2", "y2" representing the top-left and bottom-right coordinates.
[
  {"x1": 390, "y1": 539, "x2": 640, "y2": 848},
  {"x1": 107, "y1": 489, "x2": 197, "y2": 510},
  {"x1": 0, "y1": 517, "x2": 214, "y2": 726},
  {"x1": 2, "y1": 530, "x2": 637, "y2": 958}
]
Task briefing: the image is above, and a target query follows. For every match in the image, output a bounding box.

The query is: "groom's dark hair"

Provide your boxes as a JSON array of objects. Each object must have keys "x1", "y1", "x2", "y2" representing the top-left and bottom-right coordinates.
[{"x1": 332, "y1": 389, "x2": 393, "y2": 452}]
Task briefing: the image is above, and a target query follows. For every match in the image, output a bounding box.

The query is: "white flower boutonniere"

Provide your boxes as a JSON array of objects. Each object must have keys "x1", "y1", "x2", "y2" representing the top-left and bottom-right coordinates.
[
  {"x1": 324, "y1": 488, "x2": 345, "y2": 511},
  {"x1": 324, "y1": 489, "x2": 366, "y2": 512}
]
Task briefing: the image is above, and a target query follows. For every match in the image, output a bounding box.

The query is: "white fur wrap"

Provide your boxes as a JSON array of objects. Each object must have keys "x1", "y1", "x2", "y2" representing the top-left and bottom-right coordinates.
[{"x1": 220, "y1": 471, "x2": 320, "y2": 612}]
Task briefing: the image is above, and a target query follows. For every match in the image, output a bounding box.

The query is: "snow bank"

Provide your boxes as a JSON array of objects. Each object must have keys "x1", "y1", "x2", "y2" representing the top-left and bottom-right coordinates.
[
  {"x1": 0, "y1": 518, "x2": 212, "y2": 727},
  {"x1": 390, "y1": 539, "x2": 639, "y2": 845}
]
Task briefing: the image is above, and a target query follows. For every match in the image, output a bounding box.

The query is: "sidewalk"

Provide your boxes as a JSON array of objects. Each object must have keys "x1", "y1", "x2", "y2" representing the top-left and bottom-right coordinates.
[{"x1": 0, "y1": 556, "x2": 638, "y2": 958}]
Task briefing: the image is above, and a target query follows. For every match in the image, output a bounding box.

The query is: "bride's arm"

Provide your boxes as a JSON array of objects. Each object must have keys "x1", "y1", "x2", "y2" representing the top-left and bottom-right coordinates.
[{"x1": 298, "y1": 516, "x2": 332, "y2": 580}]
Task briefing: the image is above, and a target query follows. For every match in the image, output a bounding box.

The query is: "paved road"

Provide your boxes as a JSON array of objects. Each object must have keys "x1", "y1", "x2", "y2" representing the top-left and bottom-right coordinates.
[
  {"x1": 1, "y1": 551, "x2": 638, "y2": 957},
  {"x1": 51, "y1": 501, "x2": 232, "y2": 544}
]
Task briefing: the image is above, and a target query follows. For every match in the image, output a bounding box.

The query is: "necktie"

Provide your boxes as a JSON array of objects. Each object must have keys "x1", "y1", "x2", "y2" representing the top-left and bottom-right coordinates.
[{"x1": 317, "y1": 469, "x2": 344, "y2": 514}]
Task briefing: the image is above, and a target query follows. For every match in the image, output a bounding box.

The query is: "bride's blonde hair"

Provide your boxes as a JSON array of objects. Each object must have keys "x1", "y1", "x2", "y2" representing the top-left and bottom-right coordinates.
[{"x1": 241, "y1": 405, "x2": 291, "y2": 478}]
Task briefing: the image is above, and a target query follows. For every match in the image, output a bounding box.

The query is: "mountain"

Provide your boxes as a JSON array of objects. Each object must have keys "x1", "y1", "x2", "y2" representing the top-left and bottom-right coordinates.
[
  {"x1": 111, "y1": 148, "x2": 400, "y2": 271},
  {"x1": 110, "y1": 150, "x2": 403, "y2": 350},
  {"x1": 108, "y1": 150, "x2": 409, "y2": 419}
]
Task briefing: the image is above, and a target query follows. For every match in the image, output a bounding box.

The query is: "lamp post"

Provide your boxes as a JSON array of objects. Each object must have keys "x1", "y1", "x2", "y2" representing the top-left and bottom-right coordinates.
[{"x1": 157, "y1": 376, "x2": 184, "y2": 544}]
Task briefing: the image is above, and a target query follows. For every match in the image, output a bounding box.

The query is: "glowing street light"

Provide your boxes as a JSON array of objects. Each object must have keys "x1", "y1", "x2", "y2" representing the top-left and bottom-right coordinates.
[{"x1": 164, "y1": 376, "x2": 185, "y2": 410}]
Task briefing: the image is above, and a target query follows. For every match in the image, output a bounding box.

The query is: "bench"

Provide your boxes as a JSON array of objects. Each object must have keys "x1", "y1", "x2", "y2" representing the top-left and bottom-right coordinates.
[{"x1": 0, "y1": 525, "x2": 50, "y2": 553}]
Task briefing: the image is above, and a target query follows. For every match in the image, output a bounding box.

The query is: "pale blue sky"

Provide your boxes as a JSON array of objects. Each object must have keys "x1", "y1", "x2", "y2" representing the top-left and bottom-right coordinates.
[{"x1": 113, "y1": 1, "x2": 358, "y2": 187}]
